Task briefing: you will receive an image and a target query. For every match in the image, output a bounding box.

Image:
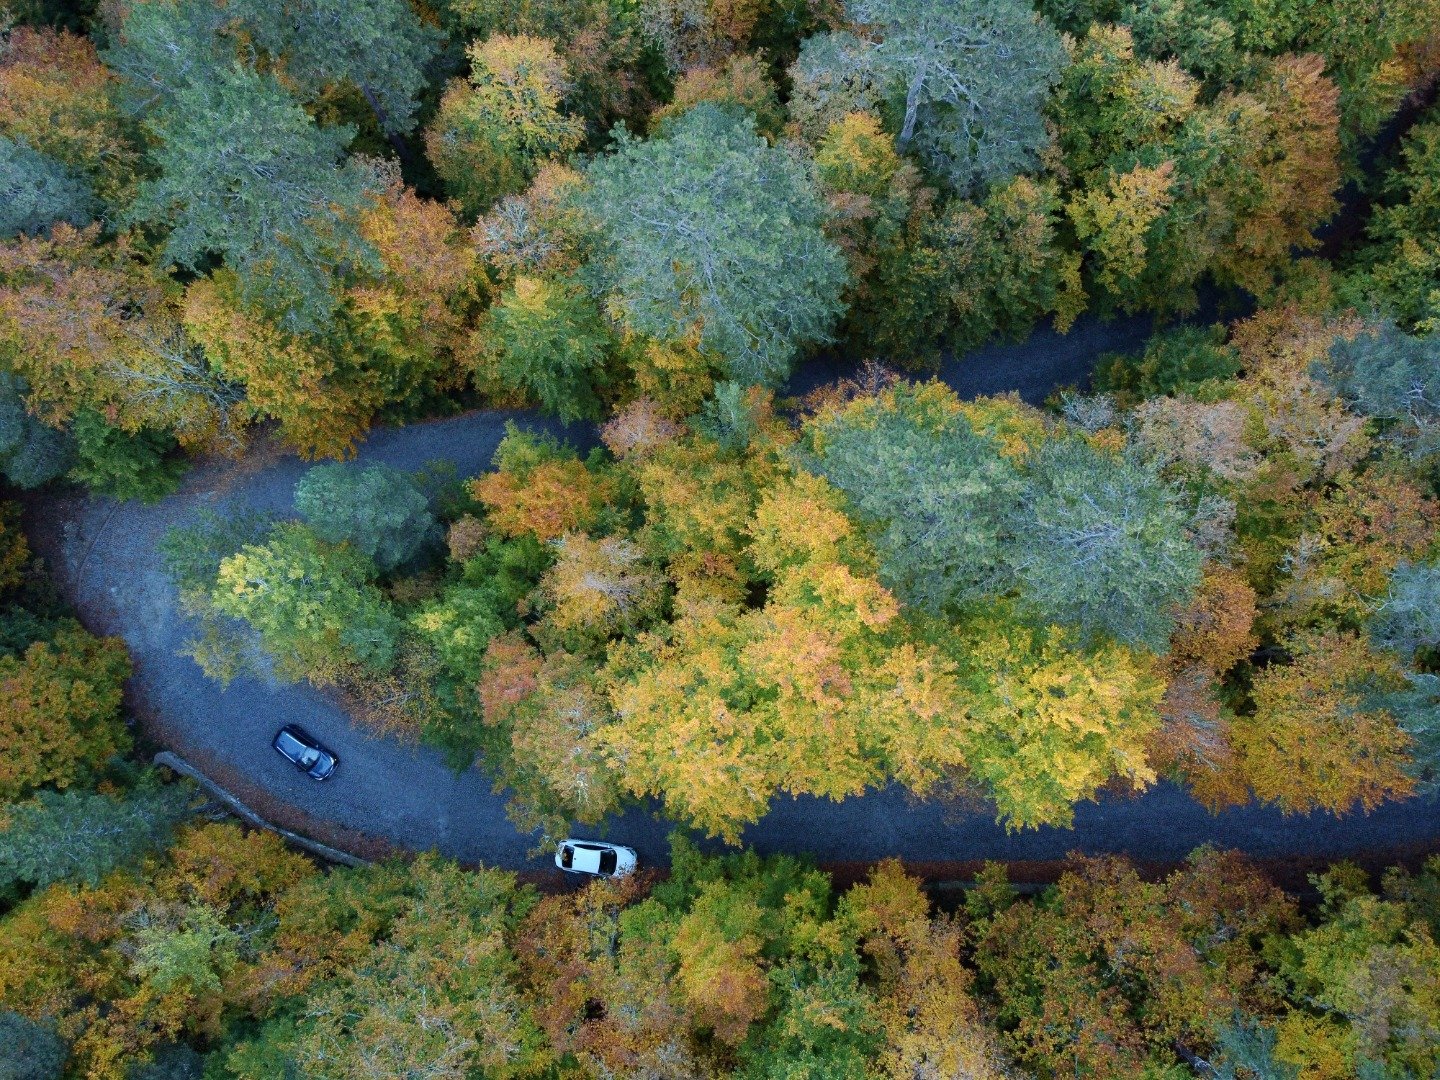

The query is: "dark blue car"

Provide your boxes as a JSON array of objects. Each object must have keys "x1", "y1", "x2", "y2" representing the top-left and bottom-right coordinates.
[{"x1": 272, "y1": 725, "x2": 338, "y2": 780}]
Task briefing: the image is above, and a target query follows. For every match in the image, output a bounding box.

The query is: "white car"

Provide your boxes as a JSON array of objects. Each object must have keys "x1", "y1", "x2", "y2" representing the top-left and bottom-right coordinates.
[{"x1": 555, "y1": 839, "x2": 638, "y2": 879}]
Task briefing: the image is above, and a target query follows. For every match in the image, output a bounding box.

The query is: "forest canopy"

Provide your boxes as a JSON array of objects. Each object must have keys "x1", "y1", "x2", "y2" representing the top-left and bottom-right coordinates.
[{"x1": 2, "y1": 0, "x2": 1440, "y2": 1073}]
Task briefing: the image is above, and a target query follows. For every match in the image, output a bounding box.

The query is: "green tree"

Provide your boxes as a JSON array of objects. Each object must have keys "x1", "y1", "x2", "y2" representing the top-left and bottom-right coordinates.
[
  {"x1": 1315, "y1": 322, "x2": 1440, "y2": 458},
  {"x1": 821, "y1": 0, "x2": 1067, "y2": 192},
  {"x1": 125, "y1": 65, "x2": 376, "y2": 332},
  {"x1": 263, "y1": 857, "x2": 551, "y2": 1080},
  {"x1": 475, "y1": 274, "x2": 613, "y2": 422},
  {"x1": 1269, "y1": 864, "x2": 1440, "y2": 1077},
  {"x1": 1007, "y1": 437, "x2": 1202, "y2": 650},
  {"x1": 160, "y1": 509, "x2": 276, "y2": 601},
  {"x1": 1370, "y1": 562, "x2": 1440, "y2": 662},
  {"x1": 799, "y1": 381, "x2": 1021, "y2": 613},
  {"x1": 0, "y1": 784, "x2": 194, "y2": 891},
  {"x1": 0, "y1": 372, "x2": 73, "y2": 489},
  {"x1": 0, "y1": 136, "x2": 94, "y2": 239},
  {"x1": 1344, "y1": 110, "x2": 1440, "y2": 331},
  {"x1": 582, "y1": 103, "x2": 849, "y2": 387},
  {"x1": 293, "y1": 462, "x2": 438, "y2": 574},
  {"x1": 227, "y1": 0, "x2": 441, "y2": 136},
  {"x1": 425, "y1": 35, "x2": 584, "y2": 216},
  {"x1": 67, "y1": 409, "x2": 188, "y2": 504},
  {"x1": 1093, "y1": 322, "x2": 1242, "y2": 404},
  {"x1": 211, "y1": 522, "x2": 402, "y2": 679}
]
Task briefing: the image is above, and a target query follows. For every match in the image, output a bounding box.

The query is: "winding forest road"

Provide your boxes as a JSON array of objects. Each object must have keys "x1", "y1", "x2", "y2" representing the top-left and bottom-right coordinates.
[{"x1": 24, "y1": 312, "x2": 1440, "y2": 873}]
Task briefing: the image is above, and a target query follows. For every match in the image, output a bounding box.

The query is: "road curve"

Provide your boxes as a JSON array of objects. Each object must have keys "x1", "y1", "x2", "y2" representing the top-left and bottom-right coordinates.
[{"x1": 24, "y1": 313, "x2": 1440, "y2": 872}]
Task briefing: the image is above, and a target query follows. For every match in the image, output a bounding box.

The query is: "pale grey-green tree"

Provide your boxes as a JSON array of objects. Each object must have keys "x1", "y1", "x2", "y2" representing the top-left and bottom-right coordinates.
[{"x1": 581, "y1": 103, "x2": 848, "y2": 387}]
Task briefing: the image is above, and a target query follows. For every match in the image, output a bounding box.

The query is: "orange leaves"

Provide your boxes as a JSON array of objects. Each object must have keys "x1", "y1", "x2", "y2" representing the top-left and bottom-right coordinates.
[
  {"x1": 182, "y1": 274, "x2": 376, "y2": 459},
  {"x1": 844, "y1": 862, "x2": 1009, "y2": 1080},
  {"x1": 598, "y1": 396, "x2": 682, "y2": 458},
  {"x1": 471, "y1": 457, "x2": 610, "y2": 541},
  {"x1": 535, "y1": 532, "x2": 667, "y2": 639},
  {"x1": 1217, "y1": 54, "x2": 1342, "y2": 295},
  {"x1": 1170, "y1": 564, "x2": 1259, "y2": 672},
  {"x1": 0, "y1": 25, "x2": 138, "y2": 202}
]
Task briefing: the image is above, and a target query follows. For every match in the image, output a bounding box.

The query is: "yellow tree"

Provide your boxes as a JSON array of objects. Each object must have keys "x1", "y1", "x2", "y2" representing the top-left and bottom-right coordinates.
[
  {"x1": 1235, "y1": 629, "x2": 1415, "y2": 814},
  {"x1": 425, "y1": 35, "x2": 584, "y2": 215},
  {"x1": 956, "y1": 616, "x2": 1165, "y2": 828}
]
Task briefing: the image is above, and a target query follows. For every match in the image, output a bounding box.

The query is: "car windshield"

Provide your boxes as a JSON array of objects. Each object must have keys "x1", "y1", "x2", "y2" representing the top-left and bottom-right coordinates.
[
  {"x1": 299, "y1": 749, "x2": 320, "y2": 767},
  {"x1": 560, "y1": 846, "x2": 574, "y2": 869},
  {"x1": 599, "y1": 850, "x2": 617, "y2": 874}
]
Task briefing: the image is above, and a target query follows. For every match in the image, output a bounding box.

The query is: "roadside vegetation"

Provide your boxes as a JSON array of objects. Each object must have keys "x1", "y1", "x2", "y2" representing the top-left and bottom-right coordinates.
[{"x1": 3, "y1": 0, "x2": 1440, "y2": 1073}]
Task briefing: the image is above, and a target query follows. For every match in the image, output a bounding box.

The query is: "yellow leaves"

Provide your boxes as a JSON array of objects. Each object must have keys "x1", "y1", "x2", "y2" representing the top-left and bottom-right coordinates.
[
  {"x1": 956, "y1": 394, "x2": 1049, "y2": 462},
  {"x1": 634, "y1": 437, "x2": 758, "y2": 562},
  {"x1": 1068, "y1": 160, "x2": 1176, "y2": 294},
  {"x1": 184, "y1": 274, "x2": 375, "y2": 459},
  {"x1": 467, "y1": 34, "x2": 573, "y2": 124},
  {"x1": 1235, "y1": 630, "x2": 1414, "y2": 814},
  {"x1": 816, "y1": 111, "x2": 906, "y2": 199},
  {"x1": 621, "y1": 331, "x2": 716, "y2": 416},
  {"x1": 961, "y1": 620, "x2": 1164, "y2": 829},
  {"x1": 535, "y1": 533, "x2": 666, "y2": 637},
  {"x1": 0, "y1": 26, "x2": 139, "y2": 203},
  {"x1": 670, "y1": 884, "x2": 769, "y2": 1045},
  {"x1": 653, "y1": 52, "x2": 782, "y2": 136},
  {"x1": 748, "y1": 471, "x2": 855, "y2": 573},
  {"x1": 0, "y1": 500, "x2": 30, "y2": 593}
]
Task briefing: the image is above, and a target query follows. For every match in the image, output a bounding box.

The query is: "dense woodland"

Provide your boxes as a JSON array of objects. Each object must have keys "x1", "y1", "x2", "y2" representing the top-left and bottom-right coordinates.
[{"x1": 3, "y1": 0, "x2": 1440, "y2": 1074}]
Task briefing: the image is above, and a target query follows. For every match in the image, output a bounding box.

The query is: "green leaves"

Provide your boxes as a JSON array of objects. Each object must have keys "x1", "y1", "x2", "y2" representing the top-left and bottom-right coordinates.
[
  {"x1": 294, "y1": 463, "x2": 439, "y2": 574},
  {"x1": 127, "y1": 66, "x2": 377, "y2": 333},
  {"x1": 1007, "y1": 437, "x2": 1202, "y2": 650},
  {"x1": 800, "y1": 382, "x2": 1022, "y2": 613},
  {"x1": 582, "y1": 104, "x2": 849, "y2": 387},
  {"x1": 227, "y1": 0, "x2": 441, "y2": 136},
  {"x1": 0, "y1": 137, "x2": 95, "y2": 240},
  {"x1": 0, "y1": 783, "x2": 194, "y2": 891},
  {"x1": 477, "y1": 275, "x2": 614, "y2": 422},
  {"x1": 211, "y1": 522, "x2": 403, "y2": 678},
  {"x1": 826, "y1": 0, "x2": 1068, "y2": 192}
]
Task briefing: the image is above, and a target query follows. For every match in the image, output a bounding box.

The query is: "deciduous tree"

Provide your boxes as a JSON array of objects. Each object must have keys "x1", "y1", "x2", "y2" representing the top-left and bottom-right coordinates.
[
  {"x1": 0, "y1": 623, "x2": 130, "y2": 801},
  {"x1": 211, "y1": 522, "x2": 403, "y2": 680},
  {"x1": 581, "y1": 103, "x2": 848, "y2": 387},
  {"x1": 1235, "y1": 630, "x2": 1415, "y2": 814},
  {"x1": 1007, "y1": 436, "x2": 1202, "y2": 650},
  {"x1": 0, "y1": 137, "x2": 94, "y2": 239},
  {"x1": 838, "y1": 0, "x2": 1068, "y2": 192},
  {"x1": 471, "y1": 275, "x2": 613, "y2": 422},
  {"x1": 294, "y1": 462, "x2": 438, "y2": 574},
  {"x1": 425, "y1": 35, "x2": 584, "y2": 216}
]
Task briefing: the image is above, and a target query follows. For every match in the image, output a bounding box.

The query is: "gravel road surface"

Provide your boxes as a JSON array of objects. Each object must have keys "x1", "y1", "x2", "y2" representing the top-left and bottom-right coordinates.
[{"x1": 25, "y1": 315, "x2": 1440, "y2": 871}]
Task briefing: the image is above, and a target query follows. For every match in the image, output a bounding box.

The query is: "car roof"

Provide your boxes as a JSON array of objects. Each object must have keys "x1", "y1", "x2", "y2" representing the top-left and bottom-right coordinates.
[
  {"x1": 566, "y1": 843, "x2": 605, "y2": 874},
  {"x1": 275, "y1": 728, "x2": 308, "y2": 752}
]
